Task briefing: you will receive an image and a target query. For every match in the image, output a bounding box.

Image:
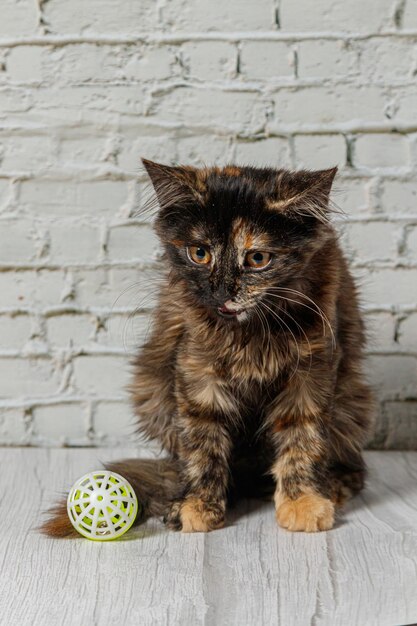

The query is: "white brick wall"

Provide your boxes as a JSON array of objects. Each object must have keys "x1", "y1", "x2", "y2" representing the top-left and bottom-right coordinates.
[{"x1": 0, "y1": 0, "x2": 416, "y2": 449}]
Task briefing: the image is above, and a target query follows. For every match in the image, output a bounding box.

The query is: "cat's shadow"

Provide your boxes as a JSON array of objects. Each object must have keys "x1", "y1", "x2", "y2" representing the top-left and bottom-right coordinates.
[
  {"x1": 227, "y1": 497, "x2": 274, "y2": 525},
  {"x1": 345, "y1": 463, "x2": 417, "y2": 515},
  {"x1": 127, "y1": 458, "x2": 417, "y2": 539},
  {"x1": 225, "y1": 498, "x2": 351, "y2": 532},
  {"x1": 225, "y1": 460, "x2": 417, "y2": 532}
]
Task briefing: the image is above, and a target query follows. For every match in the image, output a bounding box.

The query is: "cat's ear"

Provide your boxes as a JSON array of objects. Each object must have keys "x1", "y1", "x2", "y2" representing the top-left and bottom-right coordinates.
[
  {"x1": 267, "y1": 167, "x2": 338, "y2": 222},
  {"x1": 142, "y1": 158, "x2": 204, "y2": 211}
]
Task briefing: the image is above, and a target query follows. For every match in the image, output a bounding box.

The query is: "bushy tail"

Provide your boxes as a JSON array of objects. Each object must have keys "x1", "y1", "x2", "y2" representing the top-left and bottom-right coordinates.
[{"x1": 40, "y1": 458, "x2": 180, "y2": 538}]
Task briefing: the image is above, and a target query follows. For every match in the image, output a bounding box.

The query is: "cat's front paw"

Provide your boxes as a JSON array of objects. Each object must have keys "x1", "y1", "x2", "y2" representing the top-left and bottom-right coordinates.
[
  {"x1": 275, "y1": 492, "x2": 335, "y2": 532},
  {"x1": 164, "y1": 497, "x2": 225, "y2": 533}
]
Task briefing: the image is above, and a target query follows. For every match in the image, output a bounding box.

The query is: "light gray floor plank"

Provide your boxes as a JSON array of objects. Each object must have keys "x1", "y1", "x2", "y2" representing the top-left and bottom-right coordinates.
[{"x1": 0, "y1": 449, "x2": 416, "y2": 626}]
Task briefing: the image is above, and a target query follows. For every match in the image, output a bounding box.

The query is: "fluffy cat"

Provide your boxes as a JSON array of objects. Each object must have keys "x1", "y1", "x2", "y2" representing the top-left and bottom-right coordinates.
[{"x1": 42, "y1": 160, "x2": 374, "y2": 536}]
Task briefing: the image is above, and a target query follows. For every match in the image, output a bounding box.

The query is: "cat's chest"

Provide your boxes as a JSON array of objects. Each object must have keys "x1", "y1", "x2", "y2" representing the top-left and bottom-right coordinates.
[
  {"x1": 207, "y1": 344, "x2": 286, "y2": 417},
  {"x1": 180, "y1": 329, "x2": 289, "y2": 419},
  {"x1": 217, "y1": 338, "x2": 287, "y2": 386}
]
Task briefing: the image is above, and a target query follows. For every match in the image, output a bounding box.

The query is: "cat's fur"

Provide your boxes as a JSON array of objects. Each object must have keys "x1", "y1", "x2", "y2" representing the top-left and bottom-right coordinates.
[{"x1": 41, "y1": 160, "x2": 374, "y2": 536}]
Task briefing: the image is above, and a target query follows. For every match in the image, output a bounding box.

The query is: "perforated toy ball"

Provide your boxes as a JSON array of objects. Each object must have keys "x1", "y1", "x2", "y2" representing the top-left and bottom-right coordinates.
[{"x1": 67, "y1": 471, "x2": 138, "y2": 541}]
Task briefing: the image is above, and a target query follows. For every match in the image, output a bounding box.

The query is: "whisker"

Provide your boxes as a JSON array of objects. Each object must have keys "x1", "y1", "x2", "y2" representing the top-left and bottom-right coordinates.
[
  {"x1": 254, "y1": 302, "x2": 268, "y2": 348},
  {"x1": 121, "y1": 294, "x2": 157, "y2": 353},
  {"x1": 111, "y1": 275, "x2": 164, "y2": 312},
  {"x1": 264, "y1": 290, "x2": 328, "y2": 365},
  {"x1": 265, "y1": 291, "x2": 326, "y2": 337},
  {"x1": 259, "y1": 300, "x2": 301, "y2": 383},
  {"x1": 274, "y1": 286, "x2": 335, "y2": 341},
  {"x1": 266, "y1": 286, "x2": 336, "y2": 350},
  {"x1": 275, "y1": 302, "x2": 314, "y2": 378}
]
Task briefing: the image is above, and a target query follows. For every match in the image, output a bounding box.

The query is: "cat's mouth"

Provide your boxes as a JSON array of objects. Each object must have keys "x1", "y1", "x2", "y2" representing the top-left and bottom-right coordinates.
[{"x1": 217, "y1": 305, "x2": 246, "y2": 320}]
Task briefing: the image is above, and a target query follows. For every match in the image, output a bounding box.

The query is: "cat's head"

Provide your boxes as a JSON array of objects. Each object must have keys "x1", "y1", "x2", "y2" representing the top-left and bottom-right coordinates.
[{"x1": 143, "y1": 160, "x2": 337, "y2": 323}]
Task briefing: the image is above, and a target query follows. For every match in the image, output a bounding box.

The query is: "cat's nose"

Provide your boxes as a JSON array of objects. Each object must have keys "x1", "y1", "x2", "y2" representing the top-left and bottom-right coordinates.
[
  {"x1": 221, "y1": 299, "x2": 239, "y2": 312},
  {"x1": 211, "y1": 285, "x2": 236, "y2": 306}
]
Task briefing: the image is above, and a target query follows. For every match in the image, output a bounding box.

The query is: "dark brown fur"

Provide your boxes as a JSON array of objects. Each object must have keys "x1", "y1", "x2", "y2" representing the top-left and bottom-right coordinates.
[{"x1": 41, "y1": 161, "x2": 374, "y2": 536}]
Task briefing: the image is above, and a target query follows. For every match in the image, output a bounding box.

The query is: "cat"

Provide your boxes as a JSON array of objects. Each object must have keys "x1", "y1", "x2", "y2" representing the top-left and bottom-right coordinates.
[{"x1": 41, "y1": 159, "x2": 374, "y2": 536}]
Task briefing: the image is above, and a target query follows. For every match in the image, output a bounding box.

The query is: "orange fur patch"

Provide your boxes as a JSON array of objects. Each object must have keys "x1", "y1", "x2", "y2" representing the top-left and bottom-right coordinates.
[
  {"x1": 179, "y1": 497, "x2": 224, "y2": 533},
  {"x1": 244, "y1": 231, "x2": 254, "y2": 249},
  {"x1": 231, "y1": 217, "x2": 271, "y2": 267},
  {"x1": 223, "y1": 166, "x2": 242, "y2": 177},
  {"x1": 274, "y1": 491, "x2": 335, "y2": 532},
  {"x1": 190, "y1": 226, "x2": 208, "y2": 242}
]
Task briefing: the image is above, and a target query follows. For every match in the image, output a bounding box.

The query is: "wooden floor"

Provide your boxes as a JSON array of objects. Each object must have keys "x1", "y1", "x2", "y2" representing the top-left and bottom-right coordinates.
[{"x1": 1, "y1": 449, "x2": 417, "y2": 626}]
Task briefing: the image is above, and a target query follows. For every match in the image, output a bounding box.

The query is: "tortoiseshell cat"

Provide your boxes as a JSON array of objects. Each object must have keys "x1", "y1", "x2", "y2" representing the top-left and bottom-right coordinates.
[{"x1": 43, "y1": 160, "x2": 374, "y2": 536}]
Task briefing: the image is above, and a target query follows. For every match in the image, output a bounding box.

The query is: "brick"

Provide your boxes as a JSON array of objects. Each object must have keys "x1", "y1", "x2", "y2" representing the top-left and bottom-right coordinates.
[
  {"x1": 405, "y1": 226, "x2": 417, "y2": 257},
  {"x1": 334, "y1": 178, "x2": 370, "y2": 213},
  {"x1": 358, "y1": 39, "x2": 415, "y2": 81},
  {"x1": 19, "y1": 180, "x2": 75, "y2": 215},
  {"x1": 6, "y1": 46, "x2": 43, "y2": 83},
  {"x1": 293, "y1": 134, "x2": 346, "y2": 169},
  {"x1": 33, "y1": 403, "x2": 88, "y2": 444},
  {"x1": 403, "y1": 1, "x2": 417, "y2": 28},
  {"x1": 162, "y1": 0, "x2": 274, "y2": 31},
  {"x1": 97, "y1": 313, "x2": 152, "y2": 351},
  {"x1": 383, "y1": 402, "x2": 417, "y2": 449},
  {"x1": 72, "y1": 267, "x2": 159, "y2": 310},
  {"x1": 71, "y1": 268, "x2": 109, "y2": 308},
  {"x1": 398, "y1": 314, "x2": 417, "y2": 352},
  {"x1": 44, "y1": 0, "x2": 159, "y2": 34},
  {"x1": 0, "y1": 272, "x2": 35, "y2": 310},
  {"x1": 0, "y1": 135, "x2": 55, "y2": 172},
  {"x1": 93, "y1": 401, "x2": 134, "y2": 443},
  {"x1": 152, "y1": 87, "x2": 267, "y2": 133},
  {"x1": 72, "y1": 355, "x2": 129, "y2": 395},
  {"x1": 234, "y1": 137, "x2": 291, "y2": 168},
  {"x1": 0, "y1": 180, "x2": 10, "y2": 207},
  {"x1": 32, "y1": 84, "x2": 148, "y2": 117},
  {"x1": 0, "y1": 270, "x2": 66, "y2": 310},
  {"x1": 0, "y1": 0, "x2": 38, "y2": 37},
  {"x1": 176, "y1": 136, "x2": 233, "y2": 166},
  {"x1": 0, "y1": 219, "x2": 37, "y2": 263},
  {"x1": 396, "y1": 89, "x2": 417, "y2": 124},
  {"x1": 0, "y1": 315, "x2": 32, "y2": 351},
  {"x1": 297, "y1": 40, "x2": 358, "y2": 79},
  {"x1": 47, "y1": 313, "x2": 95, "y2": 347},
  {"x1": 43, "y1": 45, "x2": 121, "y2": 83},
  {"x1": 0, "y1": 357, "x2": 57, "y2": 398},
  {"x1": 124, "y1": 46, "x2": 176, "y2": 81},
  {"x1": 58, "y1": 135, "x2": 107, "y2": 165},
  {"x1": 273, "y1": 86, "x2": 388, "y2": 126},
  {"x1": 118, "y1": 133, "x2": 177, "y2": 173},
  {"x1": 380, "y1": 180, "x2": 417, "y2": 216},
  {"x1": 367, "y1": 269, "x2": 417, "y2": 307},
  {"x1": 0, "y1": 407, "x2": 28, "y2": 445},
  {"x1": 280, "y1": 0, "x2": 393, "y2": 32},
  {"x1": 240, "y1": 42, "x2": 294, "y2": 79},
  {"x1": 33, "y1": 271, "x2": 69, "y2": 308},
  {"x1": 366, "y1": 355, "x2": 417, "y2": 399},
  {"x1": 0, "y1": 87, "x2": 33, "y2": 113},
  {"x1": 353, "y1": 134, "x2": 410, "y2": 169},
  {"x1": 47, "y1": 222, "x2": 101, "y2": 263},
  {"x1": 106, "y1": 268, "x2": 160, "y2": 310},
  {"x1": 107, "y1": 224, "x2": 158, "y2": 262},
  {"x1": 19, "y1": 180, "x2": 129, "y2": 218},
  {"x1": 365, "y1": 312, "x2": 396, "y2": 352},
  {"x1": 341, "y1": 221, "x2": 398, "y2": 263},
  {"x1": 181, "y1": 42, "x2": 236, "y2": 81}
]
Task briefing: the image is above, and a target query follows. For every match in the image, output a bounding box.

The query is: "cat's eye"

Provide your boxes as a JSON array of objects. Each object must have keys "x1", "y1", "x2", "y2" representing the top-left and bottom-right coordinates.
[
  {"x1": 244, "y1": 251, "x2": 272, "y2": 270},
  {"x1": 187, "y1": 245, "x2": 212, "y2": 265}
]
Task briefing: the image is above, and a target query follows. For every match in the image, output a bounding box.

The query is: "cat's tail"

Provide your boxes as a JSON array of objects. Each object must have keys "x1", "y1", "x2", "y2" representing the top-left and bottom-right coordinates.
[{"x1": 39, "y1": 458, "x2": 180, "y2": 538}]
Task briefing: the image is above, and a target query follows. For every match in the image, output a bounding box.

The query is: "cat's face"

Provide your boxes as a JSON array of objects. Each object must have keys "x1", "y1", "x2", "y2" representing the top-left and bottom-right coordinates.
[{"x1": 143, "y1": 161, "x2": 337, "y2": 323}]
